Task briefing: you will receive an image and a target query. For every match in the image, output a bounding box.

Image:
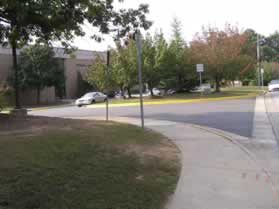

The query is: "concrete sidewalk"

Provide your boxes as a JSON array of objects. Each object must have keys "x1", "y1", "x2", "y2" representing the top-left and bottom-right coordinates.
[
  {"x1": 265, "y1": 93, "x2": 279, "y2": 143},
  {"x1": 70, "y1": 116, "x2": 279, "y2": 209}
]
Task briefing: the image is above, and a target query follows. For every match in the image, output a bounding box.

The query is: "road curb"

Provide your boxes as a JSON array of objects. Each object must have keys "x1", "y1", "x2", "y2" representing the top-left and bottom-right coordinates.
[
  {"x1": 264, "y1": 94, "x2": 279, "y2": 144},
  {"x1": 86, "y1": 93, "x2": 258, "y2": 109},
  {"x1": 185, "y1": 123, "x2": 279, "y2": 197}
]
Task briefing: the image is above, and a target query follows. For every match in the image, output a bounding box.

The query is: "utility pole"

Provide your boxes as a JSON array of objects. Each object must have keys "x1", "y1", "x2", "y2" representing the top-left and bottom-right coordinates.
[
  {"x1": 105, "y1": 50, "x2": 110, "y2": 122},
  {"x1": 135, "y1": 30, "x2": 144, "y2": 129}
]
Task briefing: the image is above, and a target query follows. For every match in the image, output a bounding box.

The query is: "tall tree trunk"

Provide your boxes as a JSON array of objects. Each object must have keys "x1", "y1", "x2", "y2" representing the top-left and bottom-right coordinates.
[
  {"x1": 176, "y1": 75, "x2": 181, "y2": 92},
  {"x1": 11, "y1": 40, "x2": 20, "y2": 109},
  {"x1": 148, "y1": 83, "x2": 154, "y2": 97},
  {"x1": 120, "y1": 85, "x2": 126, "y2": 99},
  {"x1": 127, "y1": 87, "x2": 132, "y2": 99},
  {"x1": 37, "y1": 86, "x2": 41, "y2": 105},
  {"x1": 176, "y1": 73, "x2": 183, "y2": 92},
  {"x1": 215, "y1": 76, "x2": 221, "y2": 92},
  {"x1": 150, "y1": 88, "x2": 154, "y2": 97}
]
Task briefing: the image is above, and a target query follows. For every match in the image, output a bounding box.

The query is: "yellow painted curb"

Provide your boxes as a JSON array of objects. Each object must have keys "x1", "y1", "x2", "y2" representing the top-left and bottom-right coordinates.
[
  {"x1": 29, "y1": 104, "x2": 73, "y2": 111},
  {"x1": 86, "y1": 93, "x2": 258, "y2": 109}
]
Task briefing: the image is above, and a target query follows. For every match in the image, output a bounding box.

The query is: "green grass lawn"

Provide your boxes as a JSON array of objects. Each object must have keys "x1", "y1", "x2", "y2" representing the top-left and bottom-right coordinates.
[
  {"x1": 108, "y1": 86, "x2": 264, "y2": 105},
  {"x1": 0, "y1": 116, "x2": 180, "y2": 209}
]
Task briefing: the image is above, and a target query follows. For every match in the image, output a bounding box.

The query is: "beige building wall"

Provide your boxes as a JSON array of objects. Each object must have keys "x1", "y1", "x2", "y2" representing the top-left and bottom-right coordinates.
[
  {"x1": 0, "y1": 52, "x2": 56, "y2": 105},
  {"x1": 19, "y1": 87, "x2": 56, "y2": 105},
  {"x1": 0, "y1": 54, "x2": 13, "y2": 87},
  {"x1": 63, "y1": 51, "x2": 105, "y2": 99},
  {"x1": 64, "y1": 58, "x2": 93, "y2": 99},
  {"x1": 0, "y1": 47, "x2": 105, "y2": 104}
]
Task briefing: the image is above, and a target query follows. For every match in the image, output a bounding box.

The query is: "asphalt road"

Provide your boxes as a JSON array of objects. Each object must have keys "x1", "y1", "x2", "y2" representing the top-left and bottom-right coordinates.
[{"x1": 31, "y1": 98, "x2": 256, "y2": 137}]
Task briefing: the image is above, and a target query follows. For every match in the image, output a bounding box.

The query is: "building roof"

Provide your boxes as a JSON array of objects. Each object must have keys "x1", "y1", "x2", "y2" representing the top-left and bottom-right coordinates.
[{"x1": 0, "y1": 46, "x2": 105, "y2": 60}]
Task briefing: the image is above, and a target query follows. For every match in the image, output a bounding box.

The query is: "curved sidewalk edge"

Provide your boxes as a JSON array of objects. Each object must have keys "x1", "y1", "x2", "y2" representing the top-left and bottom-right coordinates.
[
  {"x1": 264, "y1": 93, "x2": 279, "y2": 144},
  {"x1": 67, "y1": 116, "x2": 279, "y2": 209}
]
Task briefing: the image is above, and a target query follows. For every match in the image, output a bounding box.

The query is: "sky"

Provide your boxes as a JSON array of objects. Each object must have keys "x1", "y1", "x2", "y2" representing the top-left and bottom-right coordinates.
[{"x1": 69, "y1": 0, "x2": 279, "y2": 51}]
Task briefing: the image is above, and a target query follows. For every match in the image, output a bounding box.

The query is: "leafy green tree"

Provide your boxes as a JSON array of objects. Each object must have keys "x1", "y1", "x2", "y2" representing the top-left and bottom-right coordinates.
[
  {"x1": 142, "y1": 33, "x2": 156, "y2": 96},
  {"x1": 151, "y1": 31, "x2": 169, "y2": 92},
  {"x1": 109, "y1": 50, "x2": 126, "y2": 97},
  {"x1": 168, "y1": 18, "x2": 186, "y2": 91},
  {"x1": 224, "y1": 55, "x2": 255, "y2": 84},
  {"x1": 0, "y1": 0, "x2": 152, "y2": 108},
  {"x1": 86, "y1": 42, "x2": 137, "y2": 99},
  {"x1": 86, "y1": 55, "x2": 118, "y2": 94},
  {"x1": 262, "y1": 62, "x2": 279, "y2": 84},
  {"x1": 163, "y1": 18, "x2": 197, "y2": 92},
  {"x1": 190, "y1": 25, "x2": 248, "y2": 92},
  {"x1": 18, "y1": 44, "x2": 63, "y2": 104},
  {"x1": 263, "y1": 32, "x2": 279, "y2": 62},
  {"x1": 118, "y1": 39, "x2": 138, "y2": 98},
  {"x1": 86, "y1": 56, "x2": 107, "y2": 92}
]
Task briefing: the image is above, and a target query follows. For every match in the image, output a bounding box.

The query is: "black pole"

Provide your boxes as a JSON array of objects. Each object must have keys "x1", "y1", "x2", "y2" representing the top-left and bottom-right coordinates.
[
  {"x1": 11, "y1": 42, "x2": 20, "y2": 109},
  {"x1": 105, "y1": 50, "x2": 110, "y2": 121}
]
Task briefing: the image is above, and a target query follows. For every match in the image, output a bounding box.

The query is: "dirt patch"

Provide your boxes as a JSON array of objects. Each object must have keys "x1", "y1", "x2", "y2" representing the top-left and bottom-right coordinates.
[
  {"x1": 0, "y1": 114, "x2": 102, "y2": 134},
  {"x1": 124, "y1": 137, "x2": 180, "y2": 162}
]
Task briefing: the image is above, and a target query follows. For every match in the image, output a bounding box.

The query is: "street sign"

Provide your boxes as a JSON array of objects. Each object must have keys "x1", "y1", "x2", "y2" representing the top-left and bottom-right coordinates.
[
  {"x1": 196, "y1": 64, "x2": 204, "y2": 88},
  {"x1": 196, "y1": 64, "x2": 204, "y2": 73},
  {"x1": 261, "y1": 68, "x2": 264, "y2": 74}
]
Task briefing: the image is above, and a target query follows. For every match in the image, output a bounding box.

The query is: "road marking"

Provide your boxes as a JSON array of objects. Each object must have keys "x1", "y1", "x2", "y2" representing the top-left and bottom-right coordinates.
[{"x1": 85, "y1": 93, "x2": 258, "y2": 109}]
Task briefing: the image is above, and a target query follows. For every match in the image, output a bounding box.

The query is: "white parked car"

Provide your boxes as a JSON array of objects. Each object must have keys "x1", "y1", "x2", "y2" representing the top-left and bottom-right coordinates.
[
  {"x1": 75, "y1": 92, "x2": 107, "y2": 107},
  {"x1": 167, "y1": 89, "x2": 176, "y2": 95},
  {"x1": 268, "y1": 80, "x2": 279, "y2": 92},
  {"x1": 194, "y1": 83, "x2": 212, "y2": 92},
  {"x1": 147, "y1": 88, "x2": 161, "y2": 96}
]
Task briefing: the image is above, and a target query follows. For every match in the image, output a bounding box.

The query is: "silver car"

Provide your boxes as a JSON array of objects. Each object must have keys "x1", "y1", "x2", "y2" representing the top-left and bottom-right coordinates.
[
  {"x1": 268, "y1": 80, "x2": 279, "y2": 92},
  {"x1": 75, "y1": 92, "x2": 107, "y2": 107}
]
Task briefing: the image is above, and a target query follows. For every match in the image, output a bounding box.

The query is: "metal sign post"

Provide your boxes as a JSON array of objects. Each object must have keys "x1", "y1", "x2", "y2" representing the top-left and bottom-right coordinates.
[
  {"x1": 105, "y1": 50, "x2": 110, "y2": 122},
  {"x1": 261, "y1": 68, "x2": 264, "y2": 89},
  {"x1": 135, "y1": 31, "x2": 144, "y2": 129}
]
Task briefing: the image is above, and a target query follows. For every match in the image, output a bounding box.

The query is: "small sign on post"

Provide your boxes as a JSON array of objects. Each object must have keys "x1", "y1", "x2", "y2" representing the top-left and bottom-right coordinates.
[
  {"x1": 196, "y1": 64, "x2": 204, "y2": 73},
  {"x1": 196, "y1": 64, "x2": 204, "y2": 88}
]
